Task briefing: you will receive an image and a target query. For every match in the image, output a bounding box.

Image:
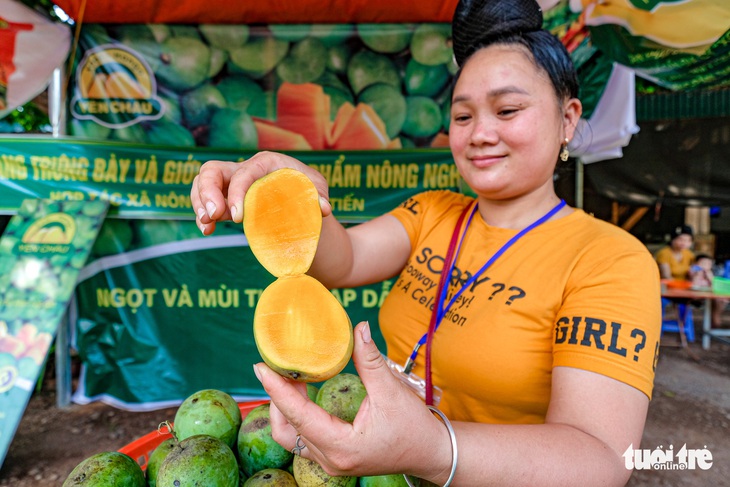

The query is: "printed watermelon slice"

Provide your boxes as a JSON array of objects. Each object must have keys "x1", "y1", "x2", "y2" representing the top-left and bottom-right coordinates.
[
  {"x1": 328, "y1": 103, "x2": 391, "y2": 150},
  {"x1": 276, "y1": 82, "x2": 331, "y2": 150},
  {"x1": 254, "y1": 118, "x2": 312, "y2": 150},
  {"x1": 430, "y1": 132, "x2": 450, "y2": 148}
]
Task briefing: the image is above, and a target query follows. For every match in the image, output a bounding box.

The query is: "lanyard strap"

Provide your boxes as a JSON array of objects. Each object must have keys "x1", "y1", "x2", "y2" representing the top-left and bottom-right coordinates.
[
  {"x1": 419, "y1": 199, "x2": 566, "y2": 405},
  {"x1": 402, "y1": 203, "x2": 474, "y2": 376}
]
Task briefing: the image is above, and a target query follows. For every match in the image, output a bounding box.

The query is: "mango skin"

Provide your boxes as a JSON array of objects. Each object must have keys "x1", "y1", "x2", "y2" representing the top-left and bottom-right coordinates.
[
  {"x1": 62, "y1": 452, "x2": 145, "y2": 487},
  {"x1": 359, "y1": 474, "x2": 416, "y2": 486},
  {"x1": 237, "y1": 403, "x2": 294, "y2": 477},
  {"x1": 146, "y1": 438, "x2": 176, "y2": 487},
  {"x1": 316, "y1": 373, "x2": 367, "y2": 423},
  {"x1": 173, "y1": 389, "x2": 242, "y2": 449},
  {"x1": 293, "y1": 456, "x2": 356, "y2": 487},
  {"x1": 156, "y1": 435, "x2": 238, "y2": 487},
  {"x1": 243, "y1": 468, "x2": 298, "y2": 486}
]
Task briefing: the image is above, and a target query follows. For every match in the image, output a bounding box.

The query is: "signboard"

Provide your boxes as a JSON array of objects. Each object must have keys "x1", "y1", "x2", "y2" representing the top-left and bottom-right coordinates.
[
  {"x1": 0, "y1": 198, "x2": 108, "y2": 466},
  {"x1": 71, "y1": 226, "x2": 393, "y2": 410},
  {"x1": 0, "y1": 138, "x2": 460, "y2": 221},
  {"x1": 64, "y1": 7, "x2": 610, "y2": 149}
]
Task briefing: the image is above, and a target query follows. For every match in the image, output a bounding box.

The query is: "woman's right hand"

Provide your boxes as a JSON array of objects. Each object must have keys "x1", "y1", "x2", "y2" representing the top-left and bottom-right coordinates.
[{"x1": 191, "y1": 151, "x2": 332, "y2": 235}]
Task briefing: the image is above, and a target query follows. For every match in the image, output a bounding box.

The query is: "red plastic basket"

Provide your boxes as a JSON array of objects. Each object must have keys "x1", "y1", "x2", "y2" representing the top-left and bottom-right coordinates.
[{"x1": 118, "y1": 400, "x2": 269, "y2": 470}]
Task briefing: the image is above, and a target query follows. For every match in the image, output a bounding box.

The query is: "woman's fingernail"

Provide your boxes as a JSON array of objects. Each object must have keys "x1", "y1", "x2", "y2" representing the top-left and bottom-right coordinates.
[
  {"x1": 197, "y1": 207, "x2": 206, "y2": 221},
  {"x1": 319, "y1": 196, "x2": 331, "y2": 213},
  {"x1": 253, "y1": 364, "x2": 262, "y2": 382},
  {"x1": 199, "y1": 223, "x2": 206, "y2": 236},
  {"x1": 361, "y1": 321, "x2": 371, "y2": 344},
  {"x1": 231, "y1": 205, "x2": 239, "y2": 222},
  {"x1": 206, "y1": 201, "x2": 217, "y2": 218}
]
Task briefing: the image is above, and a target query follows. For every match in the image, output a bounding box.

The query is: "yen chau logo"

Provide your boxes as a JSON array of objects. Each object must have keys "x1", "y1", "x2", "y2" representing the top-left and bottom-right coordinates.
[{"x1": 624, "y1": 444, "x2": 713, "y2": 470}]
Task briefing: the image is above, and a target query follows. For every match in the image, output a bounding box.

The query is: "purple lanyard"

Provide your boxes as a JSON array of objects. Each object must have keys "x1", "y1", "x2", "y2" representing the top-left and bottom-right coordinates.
[{"x1": 402, "y1": 199, "x2": 567, "y2": 404}]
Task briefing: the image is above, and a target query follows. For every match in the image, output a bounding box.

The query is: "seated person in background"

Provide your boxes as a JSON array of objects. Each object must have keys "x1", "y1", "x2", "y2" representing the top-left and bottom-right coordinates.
[
  {"x1": 690, "y1": 253, "x2": 729, "y2": 327},
  {"x1": 689, "y1": 253, "x2": 715, "y2": 289},
  {"x1": 655, "y1": 225, "x2": 695, "y2": 280}
]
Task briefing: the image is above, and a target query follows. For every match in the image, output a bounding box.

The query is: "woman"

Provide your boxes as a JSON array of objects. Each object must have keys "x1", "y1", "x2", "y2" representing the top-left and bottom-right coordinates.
[
  {"x1": 655, "y1": 225, "x2": 695, "y2": 280},
  {"x1": 191, "y1": 0, "x2": 661, "y2": 484}
]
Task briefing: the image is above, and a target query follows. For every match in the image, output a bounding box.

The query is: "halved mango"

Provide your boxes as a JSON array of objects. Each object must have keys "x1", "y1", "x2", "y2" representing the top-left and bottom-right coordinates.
[
  {"x1": 254, "y1": 274, "x2": 353, "y2": 382},
  {"x1": 243, "y1": 168, "x2": 322, "y2": 277},
  {"x1": 244, "y1": 168, "x2": 353, "y2": 383}
]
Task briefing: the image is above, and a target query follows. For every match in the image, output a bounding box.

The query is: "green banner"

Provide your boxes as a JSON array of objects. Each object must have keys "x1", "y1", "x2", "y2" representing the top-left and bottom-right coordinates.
[
  {"x1": 71, "y1": 228, "x2": 392, "y2": 409},
  {"x1": 590, "y1": 26, "x2": 730, "y2": 92},
  {"x1": 0, "y1": 198, "x2": 108, "y2": 466},
  {"x1": 0, "y1": 138, "x2": 459, "y2": 221}
]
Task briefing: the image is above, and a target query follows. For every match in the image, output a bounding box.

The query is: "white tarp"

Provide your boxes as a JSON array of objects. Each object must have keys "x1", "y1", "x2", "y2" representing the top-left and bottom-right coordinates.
[
  {"x1": 0, "y1": 0, "x2": 71, "y2": 119},
  {"x1": 571, "y1": 63, "x2": 639, "y2": 164}
]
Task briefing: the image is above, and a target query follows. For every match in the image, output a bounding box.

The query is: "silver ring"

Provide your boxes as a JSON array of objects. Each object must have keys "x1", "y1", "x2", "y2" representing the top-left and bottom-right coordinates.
[{"x1": 291, "y1": 434, "x2": 306, "y2": 455}]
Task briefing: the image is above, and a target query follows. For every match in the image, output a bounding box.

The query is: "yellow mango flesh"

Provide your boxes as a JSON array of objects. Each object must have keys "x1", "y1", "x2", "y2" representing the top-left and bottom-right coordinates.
[
  {"x1": 254, "y1": 275, "x2": 353, "y2": 382},
  {"x1": 244, "y1": 168, "x2": 353, "y2": 382},
  {"x1": 244, "y1": 168, "x2": 322, "y2": 277}
]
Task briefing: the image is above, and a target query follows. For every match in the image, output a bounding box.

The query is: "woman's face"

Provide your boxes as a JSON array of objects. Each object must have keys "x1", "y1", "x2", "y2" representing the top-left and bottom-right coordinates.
[
  {"x1": 671, "y1": 234, "x2": 693, "y2": 251},
  {"x1": 449, "y1": 45, "x2": 581, "y2": 202}
]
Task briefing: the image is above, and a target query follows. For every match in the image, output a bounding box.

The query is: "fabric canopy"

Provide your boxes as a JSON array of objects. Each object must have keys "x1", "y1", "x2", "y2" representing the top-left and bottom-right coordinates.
[{"x1": 50, "y1": 0, "x2": 462, "y2": 24}]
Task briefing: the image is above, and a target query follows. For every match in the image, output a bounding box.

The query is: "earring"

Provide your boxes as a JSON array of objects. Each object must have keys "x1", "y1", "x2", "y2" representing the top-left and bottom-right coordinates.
[{"x1": 559, "y1": 138, "x2": 570, "y2": 162}]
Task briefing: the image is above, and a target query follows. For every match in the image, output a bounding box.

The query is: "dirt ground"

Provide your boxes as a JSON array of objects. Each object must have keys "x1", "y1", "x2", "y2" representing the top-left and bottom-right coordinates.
[{"x1": 1, "y1": 334, "x2": 729, "y2": 486}]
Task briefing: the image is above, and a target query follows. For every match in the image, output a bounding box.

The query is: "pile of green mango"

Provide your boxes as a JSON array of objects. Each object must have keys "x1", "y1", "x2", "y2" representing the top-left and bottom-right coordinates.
[
  {"x1": 62, "y1": 374, "x2": 419, "y2": 486},
  {"x1": 69, "y1": 22, "x2": 456, "y2": 149}
]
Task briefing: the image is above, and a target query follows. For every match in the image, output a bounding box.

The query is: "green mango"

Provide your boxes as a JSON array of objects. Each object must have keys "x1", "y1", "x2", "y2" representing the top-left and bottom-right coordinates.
[
  {"x1": 401, "y1": 96, "x2": 442, "y2": 138},
  {"x1": 69, "y1": 118, "x2": 111, "y2": 140},
  {"x1": 357, "y1": 24, "x2": 413, "y2": 53},
  {"x1": 199, "y1": 24, "x2": 250, "y2": 50},
  {"x1": 237, "y1": 403, "x2": 294, "y2": 477},
  {"x1": 216, "y1": 75, "x2": 264, "y2": 111},
  {"x1": 269, "y1": 24, "x2": 311, "y2": 42},
  {"x1": 358, "y1": 83, "x2": 407, "y2": 139},
  {"x1": 155, "y1": 37, "x2": 211, "y2": 92},
  {"x1": 146, "y1": 438, "x2": 176, "y2": 487},
  {"x1": 209, "y1": 47, "x2": 229, "y2": 78},
  {"x1": 347, "y1": 50, "x2": 400, "y2": 95},
  {"x1": 208, "y1": 108, "x2": 258, "y2": 149},
  {"x1": 173, "y1": 389, "x2": 242, "y2": 449},
  {"x1": 306, "y1": 383, "x2": 320, "y2": 402},
  {"x1": 311, "y1": 24, "x2": 354, "y2": 47},
  {"x1": 62, "y1": 452, "x2": 145, "y2": 487},
  {"x1": 181, "y1": 83, "x2": 227, "y2": 128},
  {"x1": 293, "y1": 456, "x2": 356, "y2": 487},
  {"x1": 157, "y1": 92, "x2": 182, "y2": 123},
  {"x1": 145, "y1": 120, "x2": 196, "y2": 147},
  {"x1": 157, "y1": 435, "x2": 238, "y2": 487},
  {"x1": 359, "y1": 474, "x2": 415, "y2": 487},
  {"x1": 229, "y1": 38, "x2": 289, "y2": 79},
  {"x1": 315, "y1": 373, "x2": 367, "y2": 423},
  {"x1": 410, "y1": 24, "x2": 453, "y2": 67},
  {"x1": 276, "y1": 37, "x2": 327, "y2": 84},
  {"x1": 243, "y1": 469, "x2": 298, "y2": 486},
  {"x1": 404, "y1": 59, "x2": 450, "y2": 97},
  {"x1": 326, "y1": 44, "x2": 352, "y2": 74},
  {"x1": 109, "y1": 123, "x2": 147, "y2": 143}
]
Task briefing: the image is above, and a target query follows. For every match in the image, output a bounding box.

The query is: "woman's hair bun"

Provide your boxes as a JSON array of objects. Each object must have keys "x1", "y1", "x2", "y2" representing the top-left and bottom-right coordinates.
[{"x1": 452, "y1": 0, "x2": 544, "y2": 66}]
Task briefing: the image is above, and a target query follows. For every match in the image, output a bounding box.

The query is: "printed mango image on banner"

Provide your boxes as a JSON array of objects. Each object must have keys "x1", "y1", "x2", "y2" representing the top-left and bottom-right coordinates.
[
  {"x1": 70, "y1": 44, "x2": 165, "y2": 129},
  {"x1": 66, "y1": 23, "x2": 457, "y2": 149}
]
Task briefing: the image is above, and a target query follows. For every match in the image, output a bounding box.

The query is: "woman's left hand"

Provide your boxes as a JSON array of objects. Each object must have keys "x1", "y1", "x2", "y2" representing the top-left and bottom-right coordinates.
[{"x1": 253, "y1": 321, "x2": 453, "y2": 481}]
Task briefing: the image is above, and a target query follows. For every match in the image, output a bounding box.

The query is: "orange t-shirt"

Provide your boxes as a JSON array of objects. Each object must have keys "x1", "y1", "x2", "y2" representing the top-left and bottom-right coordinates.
[
  {"x1": 654, "y1": 246, "x2": 695, "y2": 280},
  {"x1": 380, "y1": 191, "x2": 662, "y2": 424}
]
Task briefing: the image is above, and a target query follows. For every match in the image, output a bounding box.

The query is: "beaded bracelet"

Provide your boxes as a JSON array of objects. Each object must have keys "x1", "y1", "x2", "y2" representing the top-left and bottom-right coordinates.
[{"x1": 403, "y1": 405, "x2": 459, "y2": 487}]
